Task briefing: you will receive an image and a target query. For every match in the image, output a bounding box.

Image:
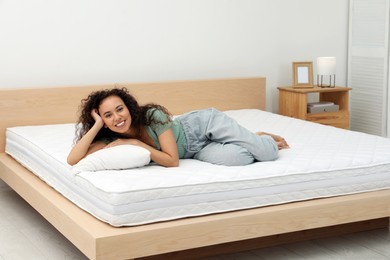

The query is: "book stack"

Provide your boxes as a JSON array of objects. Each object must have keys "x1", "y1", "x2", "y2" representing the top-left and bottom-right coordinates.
[{"x1": 307, "y1": 101, "x2": 339, "y2": 113}]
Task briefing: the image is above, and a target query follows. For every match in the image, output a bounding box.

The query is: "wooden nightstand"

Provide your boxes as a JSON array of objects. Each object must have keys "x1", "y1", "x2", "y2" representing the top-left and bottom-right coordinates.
[{"x1": 278, "y1": 86, "x2": 352, "y2": 129}]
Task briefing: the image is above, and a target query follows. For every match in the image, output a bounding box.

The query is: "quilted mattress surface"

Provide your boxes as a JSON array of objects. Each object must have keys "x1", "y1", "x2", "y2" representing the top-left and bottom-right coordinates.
[{"x1": 5, "y1": 109, "x2": 390, "y2": 226}]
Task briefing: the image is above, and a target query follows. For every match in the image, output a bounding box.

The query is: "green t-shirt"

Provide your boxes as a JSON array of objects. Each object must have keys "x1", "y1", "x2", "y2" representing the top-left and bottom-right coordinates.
[{"x1": 145, "y1": 109, "x2": 186, "y2": 158}]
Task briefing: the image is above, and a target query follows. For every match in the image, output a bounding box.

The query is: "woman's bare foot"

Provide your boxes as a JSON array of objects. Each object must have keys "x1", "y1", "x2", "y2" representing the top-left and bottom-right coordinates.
[{"x1": 257, "y1": 132, "x2": 290, "y2": 150}]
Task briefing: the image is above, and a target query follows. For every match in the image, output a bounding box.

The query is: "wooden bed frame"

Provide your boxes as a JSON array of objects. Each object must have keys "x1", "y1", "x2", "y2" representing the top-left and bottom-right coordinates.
[{"x1": 0, "y1": 77, "x2": 390, "y2": 260}]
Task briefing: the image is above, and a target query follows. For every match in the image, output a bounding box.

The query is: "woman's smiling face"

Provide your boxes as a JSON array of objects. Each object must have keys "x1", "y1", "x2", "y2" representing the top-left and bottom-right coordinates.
[{"x1": 98, "y1": 95, "x2": 132, "y2": 134}]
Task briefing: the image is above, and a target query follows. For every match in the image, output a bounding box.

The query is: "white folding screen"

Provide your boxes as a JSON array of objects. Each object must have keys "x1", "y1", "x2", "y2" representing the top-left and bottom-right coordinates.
[{"x1": 348, "y1": 0, "x2": 390, "y2": 136}]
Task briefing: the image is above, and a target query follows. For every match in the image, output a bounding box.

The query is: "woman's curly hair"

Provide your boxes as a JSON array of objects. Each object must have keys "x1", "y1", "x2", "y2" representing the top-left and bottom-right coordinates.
[{"x1": 75, "y1": 87, "x2": 172, "y2": 143}]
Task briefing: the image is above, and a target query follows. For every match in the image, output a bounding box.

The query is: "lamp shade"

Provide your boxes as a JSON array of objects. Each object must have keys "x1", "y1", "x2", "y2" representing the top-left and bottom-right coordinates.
[{"x1": 317, "y1": 57, "x2": 336, "y2": 75}]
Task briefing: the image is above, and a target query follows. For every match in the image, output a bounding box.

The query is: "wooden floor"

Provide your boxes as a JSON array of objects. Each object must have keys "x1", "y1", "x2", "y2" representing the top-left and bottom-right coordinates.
[{"x1": 1, "y1": 180, "x2": 390, "y2": 260}]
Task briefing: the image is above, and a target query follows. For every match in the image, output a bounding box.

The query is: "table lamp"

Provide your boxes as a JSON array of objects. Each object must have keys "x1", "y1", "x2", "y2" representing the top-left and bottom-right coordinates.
[{"x1": 317, "y1": 57, "x2": 336, "y2": 87}]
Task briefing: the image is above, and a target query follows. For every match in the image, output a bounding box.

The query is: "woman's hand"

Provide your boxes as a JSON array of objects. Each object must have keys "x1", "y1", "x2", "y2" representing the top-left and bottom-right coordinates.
[{"x1": 91, "y1": 109, "x2": 104, "y2": 128}]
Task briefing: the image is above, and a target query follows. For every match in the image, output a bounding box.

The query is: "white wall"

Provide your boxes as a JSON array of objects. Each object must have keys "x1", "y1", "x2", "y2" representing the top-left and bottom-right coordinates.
[{"x1": 0, "y1": 0, "x2": 349, "y2": 112}]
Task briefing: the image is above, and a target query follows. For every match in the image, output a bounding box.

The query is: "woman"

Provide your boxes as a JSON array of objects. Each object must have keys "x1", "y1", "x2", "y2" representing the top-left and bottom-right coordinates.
[{"x1": 67, "y1": 88, "x2": 289, "y2": 167}]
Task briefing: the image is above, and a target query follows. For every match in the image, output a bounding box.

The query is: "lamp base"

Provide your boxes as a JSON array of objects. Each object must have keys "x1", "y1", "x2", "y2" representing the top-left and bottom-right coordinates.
[{"x1": 317, "y1": 75, "x2": 335, "y2": 88}]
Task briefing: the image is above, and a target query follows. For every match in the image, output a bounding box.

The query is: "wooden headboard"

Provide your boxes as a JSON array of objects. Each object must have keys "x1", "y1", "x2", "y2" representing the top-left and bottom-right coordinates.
[{"x1": 0, "y1": 77, "x2": 266, "y2": 152}]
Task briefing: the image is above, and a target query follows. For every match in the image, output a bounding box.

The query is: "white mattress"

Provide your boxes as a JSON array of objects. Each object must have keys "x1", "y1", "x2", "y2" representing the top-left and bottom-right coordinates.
[{"x1": 5, "y1": 109, "x2": 390, "y2": 226}]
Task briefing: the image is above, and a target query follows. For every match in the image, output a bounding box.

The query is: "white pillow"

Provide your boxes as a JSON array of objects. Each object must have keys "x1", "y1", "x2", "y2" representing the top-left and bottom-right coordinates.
[{"x1": 72, "y1": 145, "x2": 151, "y2": 174}]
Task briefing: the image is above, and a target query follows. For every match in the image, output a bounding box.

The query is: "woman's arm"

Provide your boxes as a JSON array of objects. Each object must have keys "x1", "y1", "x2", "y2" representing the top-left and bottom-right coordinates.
[
  {"x1": 67, "y1": 110, "x2": 105, "y2": 166},
  {"x1": 105, "y1": 129, "x2": 179, "y2": 167},
  {"x1": 155, "y1": 129, "x2": 179, "y2": 167}
]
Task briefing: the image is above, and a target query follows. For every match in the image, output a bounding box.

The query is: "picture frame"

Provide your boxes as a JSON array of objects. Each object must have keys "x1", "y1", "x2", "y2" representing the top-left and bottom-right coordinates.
[{"x1": 292, "y1": 61, "x2": 314, "y2": 88}]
